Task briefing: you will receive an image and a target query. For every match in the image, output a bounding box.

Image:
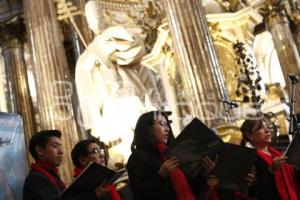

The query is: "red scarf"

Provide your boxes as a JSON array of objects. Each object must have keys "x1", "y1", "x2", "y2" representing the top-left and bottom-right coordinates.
[
  {"x1": 257, "y1": 147, "x2": 299, "y2": 200},
  {"x1": 73, "y1": 166, "x2": 85, "y2": 178},
  {"x1": 105, "y1": 184, "x2": 121, "y2": 200},
  {"x1": 156, "y1": 143, "x2": 196, "y2": 200},
  {"x1": 31, "y1": 160, "x2": 65, "y2": 191},
  {"x1": 73, "y1": 166, "x2": 121, "y2": 200}
]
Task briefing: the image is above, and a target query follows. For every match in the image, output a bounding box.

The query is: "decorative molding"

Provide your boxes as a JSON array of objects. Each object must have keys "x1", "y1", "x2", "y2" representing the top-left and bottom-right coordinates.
[
  {"x1": 98, "y1": 0, "x2": 145, "y2": 11},
  {"x1": 207, "y1": 7, "x2": 263, "y2": 44},
  {"x1": 98, "y1": 0, "x2": 165, "y2": 51}
]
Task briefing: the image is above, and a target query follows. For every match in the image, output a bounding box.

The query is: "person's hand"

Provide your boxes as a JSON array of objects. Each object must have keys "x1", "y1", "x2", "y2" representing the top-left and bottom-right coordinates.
[
  {"x1": 241, "y1": 167, "x2": 256, "y2": 199},
  {"x1": 94, "y1": 180, "x2": 108, "y2": 199},
  {"x1": 202, "y1": 155, "x2": 218, "y2": 177},
  {"x1": 245, "y1": 167, "x2": 256, "y2": 187},
  {"x1": 207, "y1": 175, "x2": 219, "y2": 191},
  {"x1": 158, "y1": 157, "x2": 179, "y2": 178},
  {"x1": 269, "y1": 156, "x2": 287, "y2": 173}
]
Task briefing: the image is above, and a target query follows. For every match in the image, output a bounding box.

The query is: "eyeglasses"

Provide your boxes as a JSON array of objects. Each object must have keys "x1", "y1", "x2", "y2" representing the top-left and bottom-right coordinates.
[
  {"x1": 88, "y1": 148, "x2": 105, "y2": 158},
  {"x1": 153, "y1": 121, "x2": 168, "y2": 128}
]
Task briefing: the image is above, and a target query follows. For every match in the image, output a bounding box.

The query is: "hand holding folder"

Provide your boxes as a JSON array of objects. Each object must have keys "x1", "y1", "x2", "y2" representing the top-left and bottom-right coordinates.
[
  {"x1": 211, "y1": 143, "x2": 256, "y2": 191},
  {"x1": 60, "y1": 162, "x2": 124, "y2": 199},
  {"x1": 165, "y1": 118, "x2": 225, "y2": 178}
]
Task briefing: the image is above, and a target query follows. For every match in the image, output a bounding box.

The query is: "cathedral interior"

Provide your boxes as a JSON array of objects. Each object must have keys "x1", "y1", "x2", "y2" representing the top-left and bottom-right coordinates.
[{"x1": 1, "y1": 0, "x2": 300, "y2": 183}]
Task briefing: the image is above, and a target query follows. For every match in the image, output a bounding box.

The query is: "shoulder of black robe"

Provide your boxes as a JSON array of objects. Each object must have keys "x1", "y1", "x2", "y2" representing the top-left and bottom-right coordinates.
[{"x1": 23, "y1": 170, "x2": 60, "y2": 200}]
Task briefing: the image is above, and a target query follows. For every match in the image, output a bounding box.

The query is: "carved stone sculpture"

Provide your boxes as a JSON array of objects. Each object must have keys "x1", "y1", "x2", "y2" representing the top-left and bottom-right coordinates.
[{"x1": 75, "y1": 0, "x2": 162, "y2": 168}]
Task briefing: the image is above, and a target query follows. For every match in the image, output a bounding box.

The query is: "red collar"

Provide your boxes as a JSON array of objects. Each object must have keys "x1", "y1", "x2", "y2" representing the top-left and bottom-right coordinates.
[
  {"x1": 31, "y1": 160, "x2": 65, "y2": 191},
  {"x1": 73, "y1": 166, "x2": 85, "y2": 178}
]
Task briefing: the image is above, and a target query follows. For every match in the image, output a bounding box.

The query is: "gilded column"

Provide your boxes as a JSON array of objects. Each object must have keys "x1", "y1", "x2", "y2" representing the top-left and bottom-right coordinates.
[
  {"x1": 265, "y1": 1, "x2": 300, "y2": 112},
  {"x1": 0, "y1": 54, "x2": 8, "y2": 112},
  {"x1": 1, "y1": 38, "x2": 17, "y2": 113},
  {"x1": 289, "y1": 1, "x2": 300, "y2": 54},
  {"x1": 23, "y1": 0, "x2": 79, "y2": 182},
  {"x1": 292, "y1": 25, "x2": 300, "y2": 54},
  {"x1": 1, "y1": 42, "x2": 17, "y2": 113},
  {"x1": 1, "y1": 35, "x2": 37, "y2": 148},
  {"x1": 163, "y1": 0, "x2": 229, "y2": 126}
]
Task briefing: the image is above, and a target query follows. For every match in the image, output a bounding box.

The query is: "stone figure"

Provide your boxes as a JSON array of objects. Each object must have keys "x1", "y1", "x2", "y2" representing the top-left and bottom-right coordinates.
[{"x1": 75, "y1": 0, "x2": 163, "y2": 169}]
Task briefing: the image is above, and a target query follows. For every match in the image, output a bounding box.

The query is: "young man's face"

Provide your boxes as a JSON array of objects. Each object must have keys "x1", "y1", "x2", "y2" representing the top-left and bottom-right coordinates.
[{"x1": 37, "y1": 137, "x2": 63, "y2": 167}]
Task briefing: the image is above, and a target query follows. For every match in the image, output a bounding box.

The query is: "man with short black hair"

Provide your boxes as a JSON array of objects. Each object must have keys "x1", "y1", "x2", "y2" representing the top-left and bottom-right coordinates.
[{"x1": 23, "y1": 130, "x2": 65, "y2": 200}]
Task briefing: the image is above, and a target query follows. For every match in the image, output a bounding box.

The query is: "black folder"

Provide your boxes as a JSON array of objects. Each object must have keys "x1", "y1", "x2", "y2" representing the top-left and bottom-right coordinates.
[
  {"x1": 211, "y1": 143, "x2": 256, "y2": 191},
  {"x1": 60, "y1": 162, "x2": 124, "y2": 199},
  {"x1": 284, "y1": 133, "x2": 300, "y2": 165},
  {"x1": 165, "y1": 118, "x2": 225, "y2": 178}
]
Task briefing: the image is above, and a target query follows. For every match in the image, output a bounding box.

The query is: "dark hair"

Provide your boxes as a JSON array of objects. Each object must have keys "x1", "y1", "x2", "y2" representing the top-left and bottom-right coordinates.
[
  {"x1": 29, "y1": 130, "x2": 62, "y2": 161},
  {"x1": 71, "y1": 138, "x2": 108, "y2": 167},
  {"x1": 240, "y1": 119, "x2": 266, "y2": 142},
  {"x1": 131, "y1": 111, "x2": 174, "y2": 153}
]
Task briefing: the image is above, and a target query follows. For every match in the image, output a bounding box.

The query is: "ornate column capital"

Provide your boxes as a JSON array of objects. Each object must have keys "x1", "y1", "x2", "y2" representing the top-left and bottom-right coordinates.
[
  {"x1": 264, "y1": 0, "x2": 287, "y2": 19},
  {"x1": 1, "y1": 38, "x2": 21, "y2": 52},
  {"x1": 0, "y1": 17, "x2": 25, "y2": 49},
  {"x1": 279, "y1": 0, "x2": 300, "y2": 25},
  {"x1": 97, "y1": 0, "x2": 165, "y2": 51},
  {"x1": 263, "y1": 0, "x2": 300, "y2": 25}
]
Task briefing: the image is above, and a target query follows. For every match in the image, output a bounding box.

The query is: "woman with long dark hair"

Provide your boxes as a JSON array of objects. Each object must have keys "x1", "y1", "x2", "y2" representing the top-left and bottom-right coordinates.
[{"x1": 126, "y1": 111, "x2": 203, "y2": 200}]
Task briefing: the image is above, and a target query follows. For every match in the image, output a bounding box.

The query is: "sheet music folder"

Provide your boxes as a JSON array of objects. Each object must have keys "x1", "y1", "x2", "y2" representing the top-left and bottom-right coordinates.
[
  {"x1": 60, "y1": 162, "x2": 123, "y2": 199},
  {"x1": 284, "y1": 133, "x2": 300, "y2": 165},
  {"x1": 211, "y1": 143, "x2": 256, "y2": 191},
  {"x1": 165, "y1": 118, "x2": 225, "y2": 178}
]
